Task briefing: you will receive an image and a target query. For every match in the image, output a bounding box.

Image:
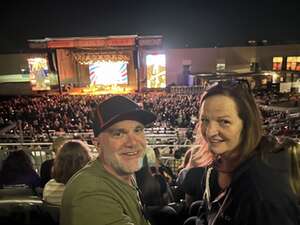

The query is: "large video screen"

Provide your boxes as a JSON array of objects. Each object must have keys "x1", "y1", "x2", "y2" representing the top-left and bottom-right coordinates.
[
  {"x1": 272, "y1": 57, "x2": 283, "y2": 71},
  {"x1": 89, "y1": 61, "x2": 128, "y2": 85},
  {"x1": 28, "y1": 57, "x2": 50, "y2": 91},
  {"x1": 146, "y1": 54, "x2": 166, "y2": 88},
  {"x1": 287, "y1": 56, "x2": 300, "y2": 71}
]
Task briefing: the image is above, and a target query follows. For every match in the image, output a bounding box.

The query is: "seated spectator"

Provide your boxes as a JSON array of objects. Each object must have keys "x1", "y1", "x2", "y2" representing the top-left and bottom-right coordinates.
[
  {"x1": 40, "y1": 136, "x2": 68, "y2": 187},
  {"x1": 152, "y1": 147, "x2": 176, "y2": 185},
  {"x1": 135, "y1": 156, "x2": 164, "y2": 206},
  {"x1": 136, "y1": 156, "x2": 179, "y2": 225},
  {"x1": 0, "y1": 150, "x2": 41, "y2": 188},
  {"x1": 43, "y1": 140, "x2": 91, "y2": 205},
  {"x1": 176, "y1": 148, "x2": 192, "y2": 186}
]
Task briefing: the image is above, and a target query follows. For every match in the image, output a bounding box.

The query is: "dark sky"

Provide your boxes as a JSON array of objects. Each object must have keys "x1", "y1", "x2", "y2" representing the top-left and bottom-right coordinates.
[{"x1": 1, "y1": 0, "x2": 300, "y2": 53}]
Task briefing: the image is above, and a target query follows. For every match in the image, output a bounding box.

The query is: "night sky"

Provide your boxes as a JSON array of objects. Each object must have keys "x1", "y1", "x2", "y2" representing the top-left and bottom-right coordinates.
[{"x1": 1, "y1": 0, "x2": 300, "y2": 53}]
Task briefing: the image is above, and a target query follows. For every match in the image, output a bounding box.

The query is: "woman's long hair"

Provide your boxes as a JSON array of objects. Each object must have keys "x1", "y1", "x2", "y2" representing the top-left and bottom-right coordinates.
[
  {"x1": 0, "y1": 150, "x2": 36, "y2": 185},
  {"x1": 52, "y1": 140, "x2": 91, "y2": 184}
]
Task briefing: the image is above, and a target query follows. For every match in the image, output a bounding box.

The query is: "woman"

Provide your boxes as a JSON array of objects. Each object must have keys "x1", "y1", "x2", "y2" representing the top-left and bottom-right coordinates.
[
  {"x1": 0, "y1": 150, "x2": 41, "y2": 188},
  {"x1": 187, "y1": 80, "x2": 300, "y2": 225},
  {"x1": 43, "y1": 140, "x2": 91, "y2": 205},
  {"x1": 40, "y1": 136, "x2": 69, "y2": 187}
]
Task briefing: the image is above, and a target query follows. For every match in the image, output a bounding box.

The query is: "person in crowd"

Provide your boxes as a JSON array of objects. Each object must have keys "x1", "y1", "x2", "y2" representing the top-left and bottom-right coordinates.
[
  {"x1": 136, "y1": 156, "x2": 164, "y2": 207},
  {"x1": 43, "y1": 140, "x2": 91, "y2": 205},
  {"x1": 152, "y1": 147, "x2": 176, "y2": 185},
  {"x1": 1, "y1": 93, "x2": 299, "y2": 139},
  {"x1": 0, "y1": 150, "x2": 41, "y2": 188},
  {"x1": 184, "y1": 80, "x2": 300, "y2": 225},
  {"x1": 135, "y1": 147, "x2": 181, "y2": 225},
  {"x1": 40, "y1": 136, "x2": 68, "y2": 187},
  {"x1": 176, "y1": 149, "x2": 192, "y2": 187},
  {"x1": 61, "y1": 95, "x2": 156, "y2": 225},
  {"x1": 138, "y1": 146, "x2": 168, "y2": 206}
]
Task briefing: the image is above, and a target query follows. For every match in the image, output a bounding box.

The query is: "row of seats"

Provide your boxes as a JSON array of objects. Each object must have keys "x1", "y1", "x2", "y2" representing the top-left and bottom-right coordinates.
[
  {"x1": 0, "y1": 187, "x2": 59, "y2": 225},
  {"x1": 2, "y1": 183, "x2": 259, "y2": 225},
  {"x1": 0, "y1": 185, "x2": 191, "y2": 225}
]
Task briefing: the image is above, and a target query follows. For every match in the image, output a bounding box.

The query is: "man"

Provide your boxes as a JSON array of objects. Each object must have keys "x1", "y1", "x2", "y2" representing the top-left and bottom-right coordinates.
[{"x1": 61, "y1": 95, "x2": 156, "y2": 225}]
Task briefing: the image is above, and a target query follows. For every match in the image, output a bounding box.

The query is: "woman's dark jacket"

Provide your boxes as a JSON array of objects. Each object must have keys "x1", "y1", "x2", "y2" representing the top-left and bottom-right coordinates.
[
  {"x1": 215, "y1": 149, "x2": 300, "y2": 225},
  {"x1": 186, "y1": 137, "x2": 300, "y2": 225}
]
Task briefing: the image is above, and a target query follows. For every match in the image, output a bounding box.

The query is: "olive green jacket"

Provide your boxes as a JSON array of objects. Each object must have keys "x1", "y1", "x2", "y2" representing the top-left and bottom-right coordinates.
[{"x1": 61, "y1": 159, "x2": 150, "y2": 225}]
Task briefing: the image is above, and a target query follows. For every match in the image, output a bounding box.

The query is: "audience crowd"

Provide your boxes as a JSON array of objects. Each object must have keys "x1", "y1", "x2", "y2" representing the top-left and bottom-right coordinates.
[{"x1": 0, "y1": 91, "x2": 299, "y2": 141}]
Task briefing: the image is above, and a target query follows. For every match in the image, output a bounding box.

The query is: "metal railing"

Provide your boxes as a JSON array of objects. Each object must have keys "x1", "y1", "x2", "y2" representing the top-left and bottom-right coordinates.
[{"x1": 0, "y1": 142, "x2": 191, "y2": 175}]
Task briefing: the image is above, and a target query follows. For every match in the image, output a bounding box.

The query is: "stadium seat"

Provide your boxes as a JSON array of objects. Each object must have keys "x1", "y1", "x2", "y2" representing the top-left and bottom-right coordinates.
[
  {"x1": 170, "y1": 185, "x2": 185, "y2": 203},
  {"x1": 0, "y1": 186, "x2": 59, "y2": 225},
  {"x1": 147, "y1": 205, "x2": 180, "y2": 225},
  {"x1": 0, "y1": 195, "x2": 44, "y2": 225},
  {"x1": 0, "y1": 186, "x2": 37, "y2": 196},
  {"x1": 41, "y1": 201, "x2": 60, "y2": 225},
  {"x1": 183, "y1": 216, "x2": 197, "y2": 225},
  {"x1": 189, "y1": 200, "x2": 204, "y2": 216}
]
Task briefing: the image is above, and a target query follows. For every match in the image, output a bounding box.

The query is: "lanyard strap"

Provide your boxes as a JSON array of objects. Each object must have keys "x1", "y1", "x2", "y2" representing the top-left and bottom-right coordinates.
[
  {"x1": 203, "y1": 167, "x2": 213, "y2": 210},
  {"x1": 203, "y1": 168, "x2": 232, "y2": 225}
]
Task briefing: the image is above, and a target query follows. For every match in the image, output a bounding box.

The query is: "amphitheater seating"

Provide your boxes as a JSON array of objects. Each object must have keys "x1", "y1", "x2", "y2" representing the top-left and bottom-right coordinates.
[
  {"x1": 0, "y1": 187, "x2": 57, "y2": 225},
  {"x1": 0, "y1": 194, "x2": 43, "y2": 225},
  {"x1": 41, "y1": 201, "x2": 60, "y2": 225},
  {"x1": 147, "y1": 205, "x2": 180, "y2": 225}
]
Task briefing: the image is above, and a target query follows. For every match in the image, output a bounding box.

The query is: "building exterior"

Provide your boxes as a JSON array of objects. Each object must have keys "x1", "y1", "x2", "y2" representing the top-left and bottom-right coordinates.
[{"x1": 166, "y1": 44, "x2": 300, "y2": 86}]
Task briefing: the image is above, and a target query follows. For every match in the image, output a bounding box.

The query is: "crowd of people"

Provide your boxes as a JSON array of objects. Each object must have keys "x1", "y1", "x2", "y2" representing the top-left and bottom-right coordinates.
[
  {"x1": 261, "y1": 108, "x2": 300, "y2": 139},
  {"x1": 0, "y1": 93, "x2": 200, "y2": 134},
  {"x1": 0, "y1": 90, "x2": 299, "y2": 142}
]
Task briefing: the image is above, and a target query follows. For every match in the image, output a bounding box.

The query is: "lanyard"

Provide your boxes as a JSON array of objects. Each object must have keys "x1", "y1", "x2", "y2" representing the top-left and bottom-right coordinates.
[{"x1": 203, "y1": 167, "x2": 231, "y2": 225}]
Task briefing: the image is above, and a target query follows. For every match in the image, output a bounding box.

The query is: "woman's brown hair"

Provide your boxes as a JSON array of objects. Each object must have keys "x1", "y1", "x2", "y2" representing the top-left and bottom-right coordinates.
[{"x1": 52, "y1": 140, "x2": 91, "y2": 184}]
